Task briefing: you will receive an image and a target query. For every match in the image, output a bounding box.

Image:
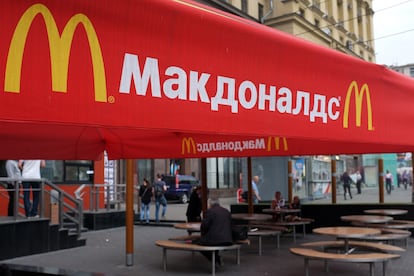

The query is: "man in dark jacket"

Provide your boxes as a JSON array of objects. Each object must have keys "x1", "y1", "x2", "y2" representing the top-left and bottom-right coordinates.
[
  {"x1": 197, "y1": 197, "x2": 233, "y2": 267},
  {"x1": 186, "y1": 185, "x2": 202, "y2": 222},
  {"x1": 341, "y1": 171, "x2": 353, "y2": 200}
]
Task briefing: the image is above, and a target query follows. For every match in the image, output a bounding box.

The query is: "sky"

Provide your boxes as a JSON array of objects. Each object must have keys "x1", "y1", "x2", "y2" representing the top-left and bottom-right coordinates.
[{"x1": 373, "y1": 0, "x2": 414, "y2": 65}]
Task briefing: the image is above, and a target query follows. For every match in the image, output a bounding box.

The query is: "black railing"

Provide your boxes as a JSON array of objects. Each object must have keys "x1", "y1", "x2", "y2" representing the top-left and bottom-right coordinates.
[{"x1": 0, "y1": 177, "x2": 83, "y2": 238}]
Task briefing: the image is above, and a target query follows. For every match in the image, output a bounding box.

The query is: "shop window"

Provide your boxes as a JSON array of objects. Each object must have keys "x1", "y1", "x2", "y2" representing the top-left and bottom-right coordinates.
[{"x1": 43, "y1": 160, "x2": 93, "y2": 184}]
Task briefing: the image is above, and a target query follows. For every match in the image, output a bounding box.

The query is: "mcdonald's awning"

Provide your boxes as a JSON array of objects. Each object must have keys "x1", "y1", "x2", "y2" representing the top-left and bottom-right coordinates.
[{"x1": 2, "y1": 0, "x2": 414, "y2": 160}]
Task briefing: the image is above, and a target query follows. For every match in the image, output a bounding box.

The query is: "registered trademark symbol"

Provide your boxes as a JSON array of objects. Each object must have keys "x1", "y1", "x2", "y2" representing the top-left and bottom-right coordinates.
[{"x1": 108, "y1": 96, "x2": 115, "y2": 103}]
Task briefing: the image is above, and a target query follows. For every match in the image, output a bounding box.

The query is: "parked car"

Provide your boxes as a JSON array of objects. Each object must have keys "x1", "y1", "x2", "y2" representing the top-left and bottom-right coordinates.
[{"x1": 162, "y1": 174, "x2": 199, "y2": 204}]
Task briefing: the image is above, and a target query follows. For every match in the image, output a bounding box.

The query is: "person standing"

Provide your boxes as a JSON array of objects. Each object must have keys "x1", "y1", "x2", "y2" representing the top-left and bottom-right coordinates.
[
  {"x1": 251, "y1": 175, "x2": 261, "y2": 203},
  {"x1": 186, "y1": 185, "x2": 202, "y2": 222},
  {"x1": 18, "y1": 160, "x2": 45, "y2": 218},
  {"x1": 139, "y1": 178, "x2": 152, "y2": 224},
  {"x1": 0, "y1": 161, "x2": 9, "y2": 211},
  {"x1": 196, "y1": 197, "x2": 232, "y2": 267},
  {"x1": 341, "y1": 171, "x2": 353, "y2": 200},
  {"x1": 5, "y1": 160, "x2": 21, "y2": 216},
  {"x1": 402, "y1": 170, "x2": 409, "y2": 190},
  {"x1": 153, "y1": 173, "x2": 167, "y2": 223},
  {"x1": 385, "y1": 170, "x2": 393, "y2": 195},
  {"x1": 355, "y1": 170, "x2": 362, "y2": 194}
]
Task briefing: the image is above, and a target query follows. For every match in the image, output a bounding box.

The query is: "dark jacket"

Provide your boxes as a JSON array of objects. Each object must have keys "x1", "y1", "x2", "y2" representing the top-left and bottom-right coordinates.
[
  {"x1": 341, "y1": 172, "x2": 352, "y2": 186},
  {"x1": 199, "y1": 204, "x2": 232, "y2": 245},
  {"x1": 139, "y1": 185, "x2": 152, "y2": 204},
  {"x1": 186, "y1": 190, "x2": 202, "y2": 222},
  {"x1": 153, "y1": 180, "x2": 166, "y2": 199}
]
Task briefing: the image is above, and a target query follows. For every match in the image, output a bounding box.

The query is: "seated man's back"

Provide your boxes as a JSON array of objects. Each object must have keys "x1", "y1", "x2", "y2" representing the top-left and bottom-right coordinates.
[{"x1": 200, "y1": 200, "x2": 232, "y2": 246}]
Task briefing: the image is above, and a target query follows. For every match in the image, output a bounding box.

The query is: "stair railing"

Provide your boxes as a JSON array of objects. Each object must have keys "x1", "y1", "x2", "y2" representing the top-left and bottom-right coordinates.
[{"x1": 0, "y1": 177, "x2": 83, "y2": 238}]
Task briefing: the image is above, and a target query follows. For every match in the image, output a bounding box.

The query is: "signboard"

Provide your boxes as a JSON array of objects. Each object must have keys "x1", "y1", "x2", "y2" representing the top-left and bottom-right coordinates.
[{"x1": 1, "y1": 0, "x2": 414, "y2": 159}]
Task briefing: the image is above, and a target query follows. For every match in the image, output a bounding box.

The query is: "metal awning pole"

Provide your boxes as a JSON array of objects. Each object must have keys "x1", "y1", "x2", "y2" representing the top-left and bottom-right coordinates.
[
  {"x1": 126, "y1": 159, "x2": 134, "y2": 266},
  {"x1": 247, "y1": 157, "x2": 253, "y2": 214}
]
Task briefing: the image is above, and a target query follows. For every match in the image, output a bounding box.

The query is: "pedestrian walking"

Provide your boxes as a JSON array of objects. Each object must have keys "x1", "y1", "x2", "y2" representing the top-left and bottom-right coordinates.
[
  {"x1": 153, "y1": 173, "x2": 167, "y2": 222},
  {"x1": 356, "y1": 170, "x2": 362, "y2": 194},
  {"x1": 385, "y1": 170, "x2": 393, "y2": 194},
  {"x1": 341, "y1": 171, "x2": 353, "y2": 200},
  {"x1": 139, "y1": 178, "x2": 152, "y2": 224}
]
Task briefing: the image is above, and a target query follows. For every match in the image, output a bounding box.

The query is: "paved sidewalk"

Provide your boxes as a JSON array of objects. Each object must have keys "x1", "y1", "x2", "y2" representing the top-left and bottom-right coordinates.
[{"x1": 2, "y1": 225, "x2": 413, "y2": 276}]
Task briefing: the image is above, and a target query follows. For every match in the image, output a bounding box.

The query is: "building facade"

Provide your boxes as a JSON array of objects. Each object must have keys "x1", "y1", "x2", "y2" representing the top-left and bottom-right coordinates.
[
  {"x1": 197, "y1": 0, "x2": 375, "y2": 61},
  {"x1": 391, "y1": 63, "x2": 414, "y2": 78}
]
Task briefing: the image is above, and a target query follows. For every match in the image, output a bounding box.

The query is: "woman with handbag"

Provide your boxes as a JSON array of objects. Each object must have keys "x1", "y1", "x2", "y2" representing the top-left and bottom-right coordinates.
[{"x1": 139, "y1": 178, "x2": 152, "y2": 224}]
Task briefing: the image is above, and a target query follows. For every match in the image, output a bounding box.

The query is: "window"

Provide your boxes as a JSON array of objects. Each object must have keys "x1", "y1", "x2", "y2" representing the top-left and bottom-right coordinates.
[
  {"x1": 43, "y1": 160, "x2": 94, "y2": 184},
  {"x1": 241, "y1": 0, "x2": 248, "y2": 13},
  {"x1": 207, "y1": 157, "x2": 241, "y2": 189},
  {"x1": 314, "y1": 19, "x2": 320, "y2": 27},
  {"x1": 258, "y1": 3, "x2": 264, "y2": 20},
  {"x1": 409, "y1": 67, "x2": 414, "y2": 78},
  {"x1": 136, "y1": 159, "x2": 153, "y2": 183}
]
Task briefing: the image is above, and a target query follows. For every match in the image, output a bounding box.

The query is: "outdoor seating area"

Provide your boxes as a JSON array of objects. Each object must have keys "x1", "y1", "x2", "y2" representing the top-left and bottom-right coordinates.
[
  {"x1": 341, "y1": 209, "x2": 414, "y2": 247},
  {"x1": 154, "y1": 220, "x2": 412, "y2": 276},
  {"x1": 285, "y1": 208, "x2": 413, "y2": 276},
  {"x1": 1, "y1": 222, "x2": 413, "y2": 276},
  {"x1": 290, "y1": 226, "x2": 406, "y2": 276},
  {"x1": 152, "y1": 212, "x2": 316, "y2": 274},
  {"x1": 290, "y1": 247, "x2": 400, "y2": 276}
]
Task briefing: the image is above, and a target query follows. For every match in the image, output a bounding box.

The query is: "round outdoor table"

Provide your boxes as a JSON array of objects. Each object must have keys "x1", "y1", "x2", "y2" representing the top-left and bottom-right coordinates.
[
  {"x1": 231, "y1": 213, "x2": 272, "y2": 221},
  {"x1": 363, "y1": 209, "x2": 408, "y2": 216},
  {"x1": 262, "y1": 208, "x2": 301, "y2": 222},
  {"x1": 313, "y1": 226, "x2": 381, "y2": 252},
  {"x1": 173, "y1": 222, "x2": 201, "y2": 232},
  {"x1": 341, "y1": 215, "x2": 394, "y2": 224}
]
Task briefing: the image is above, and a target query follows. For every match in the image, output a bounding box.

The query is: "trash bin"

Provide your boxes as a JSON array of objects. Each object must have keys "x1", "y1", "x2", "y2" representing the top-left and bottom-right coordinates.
[
  {"x1": 50, "y1": 189, "x2": 59, "y2": 224},
  {"x1": 43, "y1": 189, "x2": 59, "y2": 224}
]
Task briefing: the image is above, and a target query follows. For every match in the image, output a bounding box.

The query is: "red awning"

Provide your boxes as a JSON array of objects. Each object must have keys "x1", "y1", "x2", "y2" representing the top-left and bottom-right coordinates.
[{"x1": 1, "y1": 0, "x2": 414, "y2": 159}]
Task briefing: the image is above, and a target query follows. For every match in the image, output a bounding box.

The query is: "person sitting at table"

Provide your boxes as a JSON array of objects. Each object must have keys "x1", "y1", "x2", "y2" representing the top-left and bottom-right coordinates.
[
  {"x1": 289, "y1": 195, "x2": 301, "y2": 209},
  {"x1": 194, "y1": 197, "x2": 232, "y2": 268},
  {"x1": 285, "y1": 195, "x2": 301, "y2": 222},
  {"x1": 270, "y1": 191, "x2": 285, "y2": 221},
  {"x1": 271, "y1": 191, "x2": 285, "y2": 209}
]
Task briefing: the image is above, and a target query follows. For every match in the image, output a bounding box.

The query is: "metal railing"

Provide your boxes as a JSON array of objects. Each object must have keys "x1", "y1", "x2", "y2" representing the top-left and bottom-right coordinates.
[
  {"x1": 0, "y1": 177, "x2": 83, "y2": 238},
  {"x1": 76, "y1": 183, "x2": 139, "y2": 212}
]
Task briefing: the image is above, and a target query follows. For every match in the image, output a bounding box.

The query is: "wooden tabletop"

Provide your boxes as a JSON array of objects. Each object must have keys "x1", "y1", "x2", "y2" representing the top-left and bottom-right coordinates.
[
  {"x1": 262, "y1": 208, "x2": 301, "y2": 214},
  {"x1": 341, "y1": 215, "x2": 394, "y2": 224},
  {"x1": 231, "y1": 213, "x2": 272, "y2": 221},
  {"x1": 173, "y1": 222, "x2": 201, "y2": 231},
  {"x1": 363, "y1": 209, "x2": 408, "y2": 216},
  {"x1": 313, "y1": 226, "x2": 381, "y2": 238}
]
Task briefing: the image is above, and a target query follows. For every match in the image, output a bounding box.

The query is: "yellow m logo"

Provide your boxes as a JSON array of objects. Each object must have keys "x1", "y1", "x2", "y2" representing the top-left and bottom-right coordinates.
[
  {"x1": 182, "y1": 137, "x2": 196, "y2": 154},
  {"x1": 5, "y1": 3, "x2": 107, "y2": 102},
  {"x1": 267, "y1": 136, "x2": 288, "y2": 151},
  {"x1": 342, "y1": 81, "x2": 373, "y2": 130}
]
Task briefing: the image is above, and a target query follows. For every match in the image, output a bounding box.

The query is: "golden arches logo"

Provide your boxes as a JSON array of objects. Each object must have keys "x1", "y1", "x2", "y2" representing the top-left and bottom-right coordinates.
[
  {"x1": 342, "y1": 81, "x2": 373, "y2": 130},
  {"x1": 267, "y1": 136, "x2": 288, "y2": 151},
  {"x1": 4, "y1": 3, "x2": 107, "y2": 102},
  {"x1": 182, "y1": 137, "x2": 196, "y2": 154}
]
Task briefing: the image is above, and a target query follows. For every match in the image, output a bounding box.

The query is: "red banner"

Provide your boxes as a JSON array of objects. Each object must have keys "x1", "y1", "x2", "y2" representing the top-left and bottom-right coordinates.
[{"x1": 1, "y1": 0, "x2": 414, "y2": 159}]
